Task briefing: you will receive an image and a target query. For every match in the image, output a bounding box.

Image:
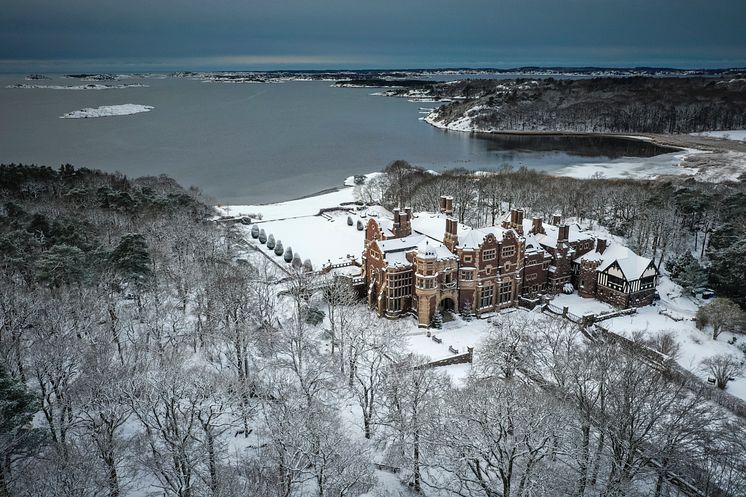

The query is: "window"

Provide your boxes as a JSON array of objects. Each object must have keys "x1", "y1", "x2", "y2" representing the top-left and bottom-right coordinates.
[
  {"x1": 605, "y1": 274, "x2": 626, "y2": 292},
  {"x1": 639, "y1": 276, "x2": 655, "y2": 290},
  {"x1": 498, "y1": 281, "x2": 513, "y2": 304},
  {"x1": 504, "y1": 262, "x2": 512, "y2": 272},
  {"x1": 387, "y1": 271, "x2": 412, "y2": 312},
  {"x1": 482, "y1": 248, "x2": 496, "y2": 261},
  {"x1": 502, "y1": 246, "x2": 516, "y2": 258},
  {"x1": 417, "y1": 277, "x2": 435, "y2": 289},
  {"x1": 463, "y1": 255, "x2": 473, "y2": 263},
  {"x1": 460, "y1": 269, "x2": 474, "y2": 281},
  {"x1": 479, "y1": 286, "x2": 494, "y2": 308},
  {"x1": 526, "y1": 273, "x2": 537, "y2": 282}
]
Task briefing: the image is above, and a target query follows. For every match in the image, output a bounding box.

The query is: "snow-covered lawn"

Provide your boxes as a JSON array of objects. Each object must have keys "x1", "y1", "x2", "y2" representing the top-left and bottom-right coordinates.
[
  {"x1": 600, "y1": 276, "x2": 746, "y2": 401},
  {"x1": 242, "y1": 212, "x2": 366, "y2": 270},
  {"x1": 550, "y1": 293, "x2": 615, "y2": 316},
  {"x1": 59, "y1": 104, "x2": 154, "y2": 119},
  {"x1": 223, "y1": 174, "x2": 385, "y2": 270},
  {"x1": 692, "y1": 130, "x2": 746, "y2": 142}
]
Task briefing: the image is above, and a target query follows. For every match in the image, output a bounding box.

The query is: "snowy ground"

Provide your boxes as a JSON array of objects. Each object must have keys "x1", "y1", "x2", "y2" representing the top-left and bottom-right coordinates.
[
  {"x1": 221, "y1": 174, "x2": 382, "y2": 270},
  {"x1": 239, "y1": 212, "x2": 366, "y2": 270},
  {"x1": 692, "y1": 130, "x2": 746, "y2": 142},
  {"x1": 59, "y1": 104, "x2": 154, "y2": 119}
]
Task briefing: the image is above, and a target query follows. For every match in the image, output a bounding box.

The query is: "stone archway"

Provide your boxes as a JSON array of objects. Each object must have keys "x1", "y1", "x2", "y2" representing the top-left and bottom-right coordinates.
[{"x1": 439, "y1": 297, "x2": 456, "y2": 313}]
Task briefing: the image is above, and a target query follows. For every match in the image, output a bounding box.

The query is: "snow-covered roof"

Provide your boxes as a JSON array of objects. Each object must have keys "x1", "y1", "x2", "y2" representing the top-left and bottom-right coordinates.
[
  {"x1": 375, "y1": 234, "x2": 455, "y2": 267},
  {"x1": 411, "y1": 212, "x2": 448, "y2": 241},
  {"x1": 457, "y1": 226, "x2": 509, "y2": 249},
  {"x1": 576, "y1": 241, "x2": 656, "y2": 281},
  {"x1": 524, "y1": 232, "x2": 551, "y2": 257},
  {"x1": 523, "y1": 219, "x2": 592, "y2": 248}
]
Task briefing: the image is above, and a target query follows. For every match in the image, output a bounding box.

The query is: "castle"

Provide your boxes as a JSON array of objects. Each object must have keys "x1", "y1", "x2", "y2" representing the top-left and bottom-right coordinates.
[{"x1": 362, "y1": 196, "x2": 659, "y2": 326}]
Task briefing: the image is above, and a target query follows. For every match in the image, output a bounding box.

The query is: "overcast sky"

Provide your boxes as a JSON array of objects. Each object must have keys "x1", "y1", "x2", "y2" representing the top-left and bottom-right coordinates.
[{"x1": 2, "y1": 0, "x2": 745, "y2": 71}]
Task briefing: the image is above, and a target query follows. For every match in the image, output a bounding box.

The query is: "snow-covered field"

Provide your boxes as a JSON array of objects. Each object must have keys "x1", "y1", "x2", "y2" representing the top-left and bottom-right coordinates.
[
  {"x1": 59, "y1": 104, "x2": 154, "y2": 119},
  {"x1": 220, "y1": 174, "x2": 383, "y2": 270},
  {"x1": 692, "y1": 130, "x2": 746, "y2": 142}
]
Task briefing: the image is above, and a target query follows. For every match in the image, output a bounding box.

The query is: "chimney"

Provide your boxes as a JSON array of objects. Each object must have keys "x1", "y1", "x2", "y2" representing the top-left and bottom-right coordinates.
[
  {"x1": 596, "y1": 238, "x2": 607, "y2": 254},
  {"x1": 551, "y1": 214, "x2": 561, "y2": 225},
  {"x1": 444, "y1": 196, "x2": 454, "y2": 216},
  {"x1": 558, "y1": 224, "x2": 569, "y2": 243},
  {"x1": 510, "y1": 208, "x2": 518, "y2": 226},
  {"x1": 444, "y1": 218, "x2": 459, "y2": 252},
  {"x1": 515, "y1": 209, "x2": 524, "y2": 234},
  {"x1": 439, "y1": 196, "x2": 447, "y2": 214},
  {"x1": 532, "y1": 217, "x2": 544, "y2": 234},
  {"x1": 401, "y1": 207, "x2": 412, "y2": 236}
]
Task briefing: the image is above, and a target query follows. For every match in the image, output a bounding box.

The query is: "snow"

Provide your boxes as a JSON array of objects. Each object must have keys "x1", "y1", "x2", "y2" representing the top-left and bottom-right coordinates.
[
  {"x1": 219, "y1": 187, "x2": 357, "y2": 221},
  {"x1": 242, "y1": 212, "x2": 365, "y2": 270},
  {"x1": 692, "y1": 130, "x2": 746, "y2": 142},
  {"x1": 550, "y1": 293, "x2": 615, "y2": 316},
  {"x1": 59, "y1": 104, "x2": 154, "y2": 119},
  {"x1": 600, "y1": 276, "x2": 746, "y2": 401}
]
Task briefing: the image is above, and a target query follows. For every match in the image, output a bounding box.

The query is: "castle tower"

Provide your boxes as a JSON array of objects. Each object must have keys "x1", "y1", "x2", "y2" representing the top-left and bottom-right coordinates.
[{"x1": 414, "y1": 243, "x2": 438, "y2": 327}]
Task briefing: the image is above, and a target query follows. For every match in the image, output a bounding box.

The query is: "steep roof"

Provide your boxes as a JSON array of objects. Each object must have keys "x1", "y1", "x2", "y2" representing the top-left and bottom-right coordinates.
[
  {"x1": 523, "y1": 219, "x2": 592, "y2": 248},
  {"x1": 576, "y1": 241, "x2": 657, "y2": 281},
  {"x1": 375, "y1": 234, "x2": 455, "y2": 267}
]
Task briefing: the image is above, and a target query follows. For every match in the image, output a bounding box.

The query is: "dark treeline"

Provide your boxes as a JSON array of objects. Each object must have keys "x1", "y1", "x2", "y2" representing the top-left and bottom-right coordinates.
[
  {"x1": 424, "y1": 76, "x2": 746, "y2": 133},
  {"x1": 363, "y1": 160, "x2": 746, "y2": 308}
]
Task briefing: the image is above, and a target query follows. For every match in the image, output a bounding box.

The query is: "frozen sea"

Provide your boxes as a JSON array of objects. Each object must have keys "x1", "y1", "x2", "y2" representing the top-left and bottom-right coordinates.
[{"x1": 0, "y1": 74, "x2": 682, "y2": 204}]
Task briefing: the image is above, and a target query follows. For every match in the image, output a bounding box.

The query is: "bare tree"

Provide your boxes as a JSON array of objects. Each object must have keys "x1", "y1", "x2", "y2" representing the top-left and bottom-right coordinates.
[{"x1": 701, "y1": 354, "x2": 744, "y2": 390}]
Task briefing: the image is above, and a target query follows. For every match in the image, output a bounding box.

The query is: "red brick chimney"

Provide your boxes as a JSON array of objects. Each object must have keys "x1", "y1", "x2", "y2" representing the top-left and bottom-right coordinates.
[
  {"x1": 531, "y1": 216, "x2": 544, "y2": 234},
  {"x1": 596, "y1": 238, "x2": 607, "y2": 254},
  {"x1": 443, "y1": 196, "x2": 454, "y2": 216},
  {"x1": 551, "y1": 214, "x2": 562, "y2": 225},
  {"x1": 444, "y1": 218, "x2": 459, "y2": 252},
  {"x1": 558, "y1": 224, "x2": 569, "y2": 243}
]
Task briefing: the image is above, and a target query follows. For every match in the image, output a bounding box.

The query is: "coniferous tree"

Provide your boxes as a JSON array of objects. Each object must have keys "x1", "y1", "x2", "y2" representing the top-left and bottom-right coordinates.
[
  {"x1": 110, "y1": 233, "x2": 152, "y2": 287},
  {"x1": 274, "y1": 240, "x2": 284, "y2": 256},
  {"x1": 0, "y1": 364, "x2": 44, "y2": 496}
]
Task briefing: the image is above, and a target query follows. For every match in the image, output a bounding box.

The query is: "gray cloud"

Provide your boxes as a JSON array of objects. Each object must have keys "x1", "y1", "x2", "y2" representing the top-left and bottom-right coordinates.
[{"x1": 1, "y1": 0, "x2": 745, "y2": 70}]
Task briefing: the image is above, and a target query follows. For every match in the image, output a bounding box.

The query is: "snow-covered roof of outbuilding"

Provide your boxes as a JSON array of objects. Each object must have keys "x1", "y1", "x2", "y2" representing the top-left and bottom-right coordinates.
[{"x1": 575, "y1": 241, "x2": 656, "y2": 281}]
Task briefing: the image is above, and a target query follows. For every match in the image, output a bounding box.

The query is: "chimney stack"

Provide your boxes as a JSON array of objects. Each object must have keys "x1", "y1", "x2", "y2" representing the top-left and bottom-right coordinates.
[
  {"x1": 532, "y1": 217, "x2": 544, "y2": 235},
  {"x1": 443, "y1": 196, "x2": 454, "y2": 216},
  {"x1": 439, "y1": 196, "x2": 447, "y2": 213},
  {"x1": 558, "y1": 224, "x2": 569, "y2": 243},
  {"x1": 596, "y1": 238, "x2": 607, "y2": 254},
  {"x1": 444, "y1": 218, "x2": 459, "y2": 252},
  {"x1": 551, "y1": 214, "x2": 562, "y2": 226}
]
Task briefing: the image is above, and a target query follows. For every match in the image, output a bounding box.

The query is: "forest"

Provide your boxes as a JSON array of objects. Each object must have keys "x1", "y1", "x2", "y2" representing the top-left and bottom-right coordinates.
[
  {"x1": 1, "y1": 163, "x2": 745, "y2": 497},
  {"x1": 408, "y1": 77, "x2": 746, "y2": 134}
]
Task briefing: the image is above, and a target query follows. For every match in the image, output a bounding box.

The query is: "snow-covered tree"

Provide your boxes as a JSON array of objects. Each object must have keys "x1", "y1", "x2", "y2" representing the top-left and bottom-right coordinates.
[
  {"x1": 250, "y1": 224, "x2": 260, "y2": 239},
  {"x1": 302, "y1": 259, "x2": 313, "y2": 272},
  {"x1": 701, "y1": 354, "x2": 744, "y2": 389},
  {"x1": 347, "y1": 215, "x2": 353, "y2": 226},
  {"x1": 283, "y1": 246, "x2": 293, "y2": 263},
  {"x1": 273, "y1": 239, "x2": 283, "y2": 256},
  {"x1": 258, "y1": 228, "x2": 267, "y2": 244},
  {"x1": 696, "y1": 298, "x2": 745, "y2": 340},
  {"x1": 266, "y1": 233, "x2": 275, "y2": 250},
  {"x1": 292, "y1": 253, "x2": 302, "y2": 269},
  {"x1": 356, "y1": 219, "x2": 364, "y2": 231}
]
